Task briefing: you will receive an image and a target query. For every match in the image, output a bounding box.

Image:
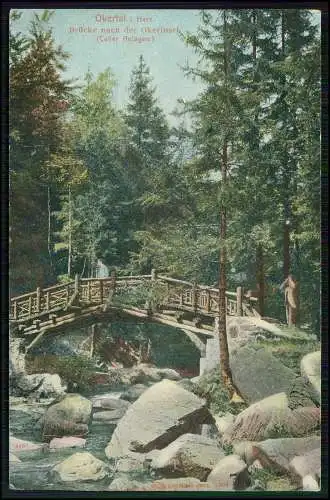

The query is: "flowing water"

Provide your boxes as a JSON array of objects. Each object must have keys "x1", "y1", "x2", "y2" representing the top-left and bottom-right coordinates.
[{"x1": 9, "y1": 392, "x2": 125, "y2": 491}]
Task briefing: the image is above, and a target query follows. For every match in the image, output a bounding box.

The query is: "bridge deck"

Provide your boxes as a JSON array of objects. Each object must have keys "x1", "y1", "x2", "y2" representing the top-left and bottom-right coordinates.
[{"x1": 10, "y1": 273, "x2": 260, "y2": 349}]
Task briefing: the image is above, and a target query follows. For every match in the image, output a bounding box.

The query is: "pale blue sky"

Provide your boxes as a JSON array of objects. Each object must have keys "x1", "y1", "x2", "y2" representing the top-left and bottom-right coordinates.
[
  {"x1": 11, "y1": 9, "x2": 205, "y2": 125},
  {"x1": 11, "y1": 9, "x2": 321, "y2": 126}
]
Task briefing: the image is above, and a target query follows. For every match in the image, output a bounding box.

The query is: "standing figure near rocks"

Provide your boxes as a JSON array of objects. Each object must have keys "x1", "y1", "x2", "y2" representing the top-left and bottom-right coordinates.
[{"x1": 280, "y1": 274, "x2": 299, "y2": 327}]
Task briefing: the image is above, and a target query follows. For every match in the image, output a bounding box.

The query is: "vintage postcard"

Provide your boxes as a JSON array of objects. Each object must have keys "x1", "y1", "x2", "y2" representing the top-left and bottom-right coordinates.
[{"x1": 7, "y1": 6, "x2": 323, "y2": 495}]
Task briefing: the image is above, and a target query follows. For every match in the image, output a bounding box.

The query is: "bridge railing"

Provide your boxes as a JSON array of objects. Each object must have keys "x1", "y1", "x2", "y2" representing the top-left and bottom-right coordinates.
[
  {"x1": 10, "y1": 271, "x2": 258, "y2": 322},
  {"x1": 156, "y1": 275, "x2": 258, "y2": 317}
]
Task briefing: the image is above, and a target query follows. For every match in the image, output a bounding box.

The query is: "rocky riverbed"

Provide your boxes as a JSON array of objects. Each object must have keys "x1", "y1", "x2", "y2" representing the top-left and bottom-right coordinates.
[{"x1": 8, "y1": 331, "x2": 321, "y2": 493}]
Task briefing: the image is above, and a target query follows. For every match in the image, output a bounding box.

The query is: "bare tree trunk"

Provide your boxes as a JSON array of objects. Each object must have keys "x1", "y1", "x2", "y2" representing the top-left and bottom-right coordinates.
[
  {"x1": 283, "y1": 217, "x2": 291, "y2": 279},
  {"x1": 47, "y1": 184, "x2": 53, "y2": 272},
  {"x1": 217, "y1": 11, "x2": 245, "y2": 403},
  {"x1": 67, "y1": 186, "x2": 72, "y2": 278},
  {"x1": 281, "y1": 10, "x2": 291, "y2": 280},
  {"x1": 256, "y1": 243, "x2": 265, "y2": 316},
  {"x1": 218, "y1": 140, "x2": 243, "y2": 402}
]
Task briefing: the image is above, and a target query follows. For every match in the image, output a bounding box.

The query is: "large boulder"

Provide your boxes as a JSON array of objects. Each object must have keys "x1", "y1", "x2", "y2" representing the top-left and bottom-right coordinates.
[
  {"x1": 287, "y1": 375, "x2": 318, "y2": 409},
  {"x1": 289, "y1": 448, "x2": 321, "y2": 484},
  {"x1": 229, "y1": 346, "x2": 296, "y2": 404},
  {"x1": 41, "y1": 394, "x2": 92, "y2": 442},
  {"x1": 223, "y1": 393, "x2": 320, "y2": 444},
  {"x1": 300, "y1": 351, "x2": 321, "y2": 404},
  {"x1": 206, "y1": 454, "x2": 251, "y2": 490},
  {"x1": 251, "y1": 436, "x2": 320, "y2": 474},
  {"x1": 105, "y1": 379, "x2": 211, "y2": 458},
  {"x1": 151, "y1": 433, "x2": 225, "y2": 481},
  {"x1": 51, "y1": 452, "x2": 108, "y2": 482}
]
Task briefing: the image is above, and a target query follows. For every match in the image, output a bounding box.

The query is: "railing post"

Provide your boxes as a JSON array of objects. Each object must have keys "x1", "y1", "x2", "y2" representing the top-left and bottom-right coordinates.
[
  {"x1": 192, "y1": 281, "x2": 198, "y2": 314},
  {"x1": 151, "y1": 268, "x2": 157, "y2": 282},
  {"x1": 87, "y1": 280, "x2": 91, "y2": 303},
  {"x1": 28, "y1": 296, "x2": 32, "y2": 317},
  {"x1": 45, "y1": 291, "x2": 50, "y2": 311},
  {"x1": 13, "y1": 300, "x2": 17, "y2": 320},
  {"x1": 236, "y1": 286, "x2": 243, "y2": 316},
  {"x1": 100, "y1": 279, "x2": 104, "y2": 304},
  {"x1": 206, "y1": 289, "x2": 211, "y2": 313},
  {"x1": 148, "y1": 268, "x2": 157, "y2": 313},
  {"x1": 74, "y1": 273, "x2": 79, "y2": 295},
  {"x1": 36, "y1": 287, "x2": 41, "y2": 313}
]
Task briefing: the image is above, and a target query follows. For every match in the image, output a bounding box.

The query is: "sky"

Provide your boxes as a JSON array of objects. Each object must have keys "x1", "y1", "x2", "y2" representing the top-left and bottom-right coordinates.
[
  {"x1": 11, "y1": 9, "x2": 321, "y2": 126},
  {"x1": 11, "y1": 9, "x2": 205, "y2": 126}
]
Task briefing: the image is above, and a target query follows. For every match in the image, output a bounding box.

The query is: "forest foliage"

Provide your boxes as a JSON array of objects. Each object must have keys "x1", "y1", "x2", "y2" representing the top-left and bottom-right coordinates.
[{"x1": 9, "y1": 9, "x2": 321, "y2": 334}]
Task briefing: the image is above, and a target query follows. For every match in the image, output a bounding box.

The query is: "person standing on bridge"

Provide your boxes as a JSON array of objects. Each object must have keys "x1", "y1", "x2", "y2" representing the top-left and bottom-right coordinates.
[{"x1": 279, "y1": 274, "x2": 299, "y2": 327}]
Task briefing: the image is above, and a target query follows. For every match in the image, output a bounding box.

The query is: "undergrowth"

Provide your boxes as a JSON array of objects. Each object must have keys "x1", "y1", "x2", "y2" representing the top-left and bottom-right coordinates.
[
  {"x1": 254, "y1": 337, "x2": 320, "y2": 374},
  {"x1": 191, "y1": 368, "x2": 248, "y2": 416}
]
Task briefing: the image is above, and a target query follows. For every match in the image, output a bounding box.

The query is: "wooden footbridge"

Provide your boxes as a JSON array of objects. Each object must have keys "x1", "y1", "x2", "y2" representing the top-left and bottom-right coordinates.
[{"x1": 10, "y1": 271, "x2": 260, "y2": 353}]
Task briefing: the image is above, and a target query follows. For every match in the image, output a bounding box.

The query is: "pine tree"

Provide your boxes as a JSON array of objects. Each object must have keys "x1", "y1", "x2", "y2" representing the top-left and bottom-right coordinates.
[
  {"x1": 9, "y1": 10, "x2": 74, "y2": 292},
  {"x1": 182, "y1": 9, "x2": 247, "y2": 400}
]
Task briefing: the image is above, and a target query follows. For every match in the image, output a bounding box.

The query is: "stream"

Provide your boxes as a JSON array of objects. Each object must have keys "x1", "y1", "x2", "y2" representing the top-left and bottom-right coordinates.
[
  {"x1": 9, "y1": 323, "x2": 201, "y2": 491},
  {"x1": 9, "y1": 389, "x2": 135, "y2": 491}
]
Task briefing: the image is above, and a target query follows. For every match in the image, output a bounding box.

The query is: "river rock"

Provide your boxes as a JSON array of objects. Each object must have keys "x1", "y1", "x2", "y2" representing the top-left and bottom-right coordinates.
[
  {"x1": 223, "y1": 393, "x2": 320, "y2": 444},
  {"x1": 157, "y1": 368, "x2": 181, "y2": 381},
  {"x1": 115, "y1": 456, "x2": 145, "y2": 473},
  {"x1": 201, "y1": 423, "x2": 221, "y2": 440},
  {"x1": 52, "y1": 452, "x2": 108, "y2": 482},
  {"x1": 105, "y1": 379, "x2": 211, "y2": 458},
  {"x1": 11, "y1": 373, "x2": 67, "y2": 398},
  {"x1": 91, "y1": 395, "x2": 130, "y2": 411},
  {"x1": 151, "y1": 433, "x2": 225, "y2": 481},
  {"x1": 302, "y1": 475, "x2": 320, "y2": 491},
  {"x1": 9, "y1": 436, "x2": 48, "y2": 457},
  {"x1": 41, "y1": 393, "x2": 92, "y2": 442},
  {"x1": 251, "y1": 436, "x2": 321, "y2": 474},
  {"x1": 49, "y1": 436, "x2": 86, "y2": 450},
  {"x1": 92, "y1": 409, "x2": 127, "y2": 422},
  {"x1": 230, "y1": 346, "x2": 296, "y2": 404},
  {"x1": 214, "y1": 413, "x2": 236, "y2": 437},
  {"x1": 289, "y1": 447, "x2": 321, "y2": 483},
  {"x1": 108, "y1": 476, "x2": 147, "y2": 490},
  {"x1": 9, "y1": 453, "x2": 21, "y2": 463},
  {"x1": 176, "y1": 378, "x2": 197, "y2": 392},
  {"x1": 232, "y1": 441, "x2": 258, "y2": 465},
  {"x1": 300, "y1": 351, "x2": 321, "y2": 404},
  {"x1": 206, "y1": 455, "x2": 251, "y2": 490},
  {"x1": 120, "y1": 384, "x2": 148, "y2": 402}
]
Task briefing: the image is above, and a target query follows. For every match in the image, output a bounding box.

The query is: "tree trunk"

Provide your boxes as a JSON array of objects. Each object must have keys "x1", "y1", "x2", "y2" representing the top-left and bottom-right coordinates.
[
  {"x1": 256, "y1": 243, "x2": 265, "y2": 316},
  {"x1": 67, "y1": 185, "x2": 72, "y2": 278},
  {"x1": 281, "y1": 10, "x2": 291, "y2": 280},
  {"x1": 283, "y1": 217, "x2": 291, "y2": 279},
  {"x1": 218, "y1": 140, "x2": 242, "y2": 401},
  {"x1": 217, "y1": 11, "x2": 244, "y2": 403},
  {"x1": 47, "y1": 184, "x2": 53, "y2": 271}
]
